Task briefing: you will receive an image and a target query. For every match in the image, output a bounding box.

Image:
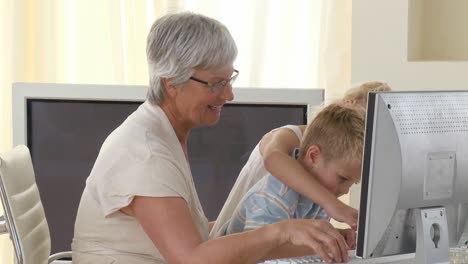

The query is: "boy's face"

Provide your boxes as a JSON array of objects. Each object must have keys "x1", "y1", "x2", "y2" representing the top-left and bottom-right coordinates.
[{"x1": 304, "y1": 147, "x2": 361, "y2": 197}]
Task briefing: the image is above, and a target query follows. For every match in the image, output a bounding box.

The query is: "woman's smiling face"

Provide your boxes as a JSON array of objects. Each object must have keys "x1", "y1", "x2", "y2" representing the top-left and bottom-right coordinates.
[{"x1": 173, "y1": 66, "x2": 236, "y2": 128}]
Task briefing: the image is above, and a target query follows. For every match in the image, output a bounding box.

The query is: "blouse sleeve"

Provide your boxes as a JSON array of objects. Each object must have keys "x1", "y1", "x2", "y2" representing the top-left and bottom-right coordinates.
[{"x1": 93, "y1": 154, "x2": 190, "y2": 217}]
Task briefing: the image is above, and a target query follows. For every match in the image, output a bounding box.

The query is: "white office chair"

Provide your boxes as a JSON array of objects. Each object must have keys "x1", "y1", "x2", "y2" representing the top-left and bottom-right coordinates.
[{"x1": 0, "y1": 145, "x2": 72, "y2": 264}]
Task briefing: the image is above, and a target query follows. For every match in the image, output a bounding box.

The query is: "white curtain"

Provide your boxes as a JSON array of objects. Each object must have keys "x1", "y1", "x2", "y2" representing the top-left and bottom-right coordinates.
[
  {"x1": 318, "y1": 0, "x2": 352, "y2": 103},
  {"x1": 317, "y1": 0, "x2": 353, "y2": 229},
  {"x1": 0, "y1": 0, "x2": 12, "y2": 260},
  {"x1": 0, "y1": 0, "x2": 351, "y2": 261}
]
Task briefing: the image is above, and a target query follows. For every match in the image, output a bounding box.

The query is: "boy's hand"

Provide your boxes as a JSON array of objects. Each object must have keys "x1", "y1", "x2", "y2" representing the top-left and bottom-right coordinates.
[
  {"x1": 338, "y1": 228, "x2": 356, "y2": 249},
  {"x1": 324, "y1": 199, "x2": 358, "y2": 230}
]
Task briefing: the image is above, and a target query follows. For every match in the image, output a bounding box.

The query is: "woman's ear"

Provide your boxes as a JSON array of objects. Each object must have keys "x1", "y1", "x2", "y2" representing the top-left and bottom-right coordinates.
[
  {"x1": 161, "y1": 78, "x2": 177, "y2": 98},
  {"x1": 305, "y1": 144, "x2": 322, "y2": 165}
]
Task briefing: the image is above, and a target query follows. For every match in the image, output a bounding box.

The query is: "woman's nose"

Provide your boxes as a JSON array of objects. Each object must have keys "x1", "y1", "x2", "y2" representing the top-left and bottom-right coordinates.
[{"x1": 220, "y1": 83, "x2": 234, "y2": 101}]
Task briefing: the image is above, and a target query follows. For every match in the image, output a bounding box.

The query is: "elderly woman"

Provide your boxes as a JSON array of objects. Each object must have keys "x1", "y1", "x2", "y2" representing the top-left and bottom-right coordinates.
[{"x1": 72, "y1": 12, "x2": 349, "y2": 264}]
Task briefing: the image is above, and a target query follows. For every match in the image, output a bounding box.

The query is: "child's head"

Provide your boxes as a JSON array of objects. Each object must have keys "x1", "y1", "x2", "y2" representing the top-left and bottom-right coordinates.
[
  {"x1": 343, "y1": 81, "x2": 392, "y2": 107},
  {"x1": 298, "y1": 103, "x2": 365, "y2": 197}
]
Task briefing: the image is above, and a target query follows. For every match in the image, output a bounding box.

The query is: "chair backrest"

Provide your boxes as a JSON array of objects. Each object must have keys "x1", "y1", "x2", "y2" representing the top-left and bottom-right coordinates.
[{"x1": 0, "y1": 145, "x2": 51, "y2": 264}]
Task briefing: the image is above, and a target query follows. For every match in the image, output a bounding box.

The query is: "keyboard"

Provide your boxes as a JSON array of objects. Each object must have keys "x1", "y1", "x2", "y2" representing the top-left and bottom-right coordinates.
[
  {"x1": 260, "y1": 254, "x2": 360, "y2": 264},
  {"x1": 261, "y1": 255, "x2": 352, "y2": 263},
  {"x1": 259, "y1": 248, "x2": 468, "y2": 264},
  {"x1": 258, "y1": 251, "x2": 416, "y2": 264}
]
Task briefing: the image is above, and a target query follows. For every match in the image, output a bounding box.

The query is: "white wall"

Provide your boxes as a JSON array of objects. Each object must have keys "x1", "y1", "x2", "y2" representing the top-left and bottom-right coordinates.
[
  {"x1": 350, "y1": 0, "x2": 468, "y2": 208},
  {"x1": 351, "y1": 0, "x2": 468, "y2": 92}
]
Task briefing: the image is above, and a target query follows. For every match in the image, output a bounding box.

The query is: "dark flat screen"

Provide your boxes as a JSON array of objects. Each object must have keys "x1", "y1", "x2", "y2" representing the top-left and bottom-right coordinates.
[{"x1": 27, "y1": 99, "x2": 307, "y2": 253}]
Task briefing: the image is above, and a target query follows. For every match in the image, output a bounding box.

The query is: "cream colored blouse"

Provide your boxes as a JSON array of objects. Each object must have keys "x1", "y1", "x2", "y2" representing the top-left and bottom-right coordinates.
[{"x1": 72, "y1": 102, "x2": 209, "y2": 264}]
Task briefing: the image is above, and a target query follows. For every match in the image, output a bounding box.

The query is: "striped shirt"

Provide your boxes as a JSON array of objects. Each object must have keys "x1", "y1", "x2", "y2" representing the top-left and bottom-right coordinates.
[{"x1": 225, "y1": 164, "x2": 329, "y2": 234}]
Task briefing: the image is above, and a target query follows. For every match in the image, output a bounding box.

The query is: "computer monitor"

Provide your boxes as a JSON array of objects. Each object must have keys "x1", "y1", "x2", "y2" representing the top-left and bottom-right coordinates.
[
  {"x1": 12, "y1": 82, "x2": 323, "y2": 254},
  {"x1": 356, "y1": 91, "x2": 468, "y2": 263}
]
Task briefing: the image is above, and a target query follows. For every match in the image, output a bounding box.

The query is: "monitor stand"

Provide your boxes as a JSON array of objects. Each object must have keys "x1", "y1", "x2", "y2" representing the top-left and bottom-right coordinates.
[{"x1": 414, "y1": 207, "x2": 450, "y2": 264}]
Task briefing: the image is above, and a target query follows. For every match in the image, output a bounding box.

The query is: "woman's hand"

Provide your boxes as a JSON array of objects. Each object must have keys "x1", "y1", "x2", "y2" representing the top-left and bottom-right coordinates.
[{"x1": 275, "y1": 219, "x2": 349, "y2": 263}]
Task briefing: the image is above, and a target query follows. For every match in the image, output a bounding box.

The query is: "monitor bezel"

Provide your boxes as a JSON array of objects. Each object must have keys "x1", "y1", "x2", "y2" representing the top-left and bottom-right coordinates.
[{"x1": 12, "y1": 83, "x2": 324, "y2": 146}]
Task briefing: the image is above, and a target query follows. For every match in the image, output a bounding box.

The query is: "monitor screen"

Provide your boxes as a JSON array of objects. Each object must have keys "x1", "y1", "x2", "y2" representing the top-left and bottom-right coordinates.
[
  {"x1": 356, "y1": 91, "x2": 468, "y2": 263},
  {"x1": 27, "y1": 98, "x2": 307, "y2": 254}
]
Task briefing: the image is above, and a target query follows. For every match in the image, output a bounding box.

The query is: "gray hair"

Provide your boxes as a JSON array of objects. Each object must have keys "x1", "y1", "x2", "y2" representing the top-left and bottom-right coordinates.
[{"x1": 146, "y1": 12, "x2": 238, "y2": 105}]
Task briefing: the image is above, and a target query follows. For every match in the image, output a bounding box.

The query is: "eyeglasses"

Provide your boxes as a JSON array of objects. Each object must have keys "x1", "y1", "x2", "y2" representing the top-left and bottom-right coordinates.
[{"x1": 189, "y1": 69, "x2": 239, "y2": 94}]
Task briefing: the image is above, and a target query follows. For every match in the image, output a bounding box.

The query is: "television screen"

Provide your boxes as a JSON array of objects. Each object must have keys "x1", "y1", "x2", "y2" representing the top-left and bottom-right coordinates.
[{"x1": 27, "y1": 99, "x2": 307, "y2": 253}]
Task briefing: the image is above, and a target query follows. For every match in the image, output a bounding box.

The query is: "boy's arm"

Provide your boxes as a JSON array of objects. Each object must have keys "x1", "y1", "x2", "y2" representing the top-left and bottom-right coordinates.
[{"x1": 259, "y1": 127, "x2": 358, "y2": 229}]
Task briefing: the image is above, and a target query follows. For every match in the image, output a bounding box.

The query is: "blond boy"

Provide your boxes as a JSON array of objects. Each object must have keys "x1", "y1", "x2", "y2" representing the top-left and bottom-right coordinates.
[{"x1": 224, "y1": 103, "x2": 365, "y2": 248}]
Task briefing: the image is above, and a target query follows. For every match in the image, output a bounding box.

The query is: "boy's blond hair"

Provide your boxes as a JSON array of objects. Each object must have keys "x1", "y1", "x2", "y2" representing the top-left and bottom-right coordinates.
[
  {"x1": 343, "y1": 81, "x2": 392, "y2": 106},
  {"x1": 299, "y1": 103, "x2": 365, "y2": 163}
]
